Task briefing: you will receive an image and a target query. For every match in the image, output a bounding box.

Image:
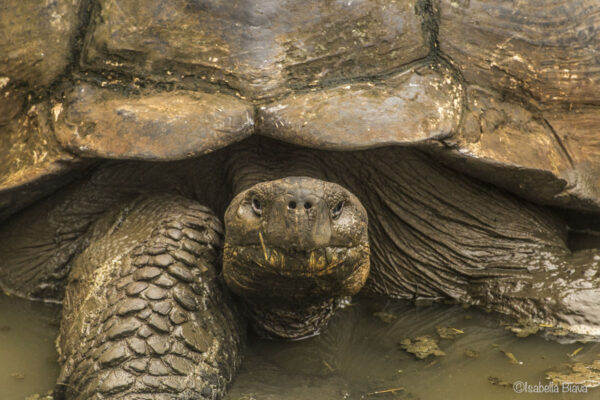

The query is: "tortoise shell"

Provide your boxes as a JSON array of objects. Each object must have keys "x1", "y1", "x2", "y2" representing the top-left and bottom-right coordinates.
[{"x1": 1, "y1": 0, "x2": 599, "y2": 220}]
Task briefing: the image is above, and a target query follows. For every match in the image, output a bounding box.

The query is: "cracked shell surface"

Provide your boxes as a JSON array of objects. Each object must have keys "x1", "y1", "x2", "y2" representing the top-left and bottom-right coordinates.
[{"x1": 2, "y1": 0, "x2": 600, "y2": 219}]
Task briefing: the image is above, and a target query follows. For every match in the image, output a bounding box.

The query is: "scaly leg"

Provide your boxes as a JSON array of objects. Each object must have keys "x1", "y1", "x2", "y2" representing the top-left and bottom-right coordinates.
[{"x1": 54, "y1": 194, "x2": 244, "y2": 400}]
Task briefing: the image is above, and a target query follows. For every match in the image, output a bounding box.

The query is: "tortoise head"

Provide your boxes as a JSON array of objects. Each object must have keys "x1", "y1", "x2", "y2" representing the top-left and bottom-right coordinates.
[{"x1": 223, "y1": 176, "x2": 369, "y2": 339}]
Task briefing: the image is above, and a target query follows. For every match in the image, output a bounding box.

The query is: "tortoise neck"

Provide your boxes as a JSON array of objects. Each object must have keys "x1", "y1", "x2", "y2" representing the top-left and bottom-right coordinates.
[
  {"x1": 242, "y1": 297, "x2": 347, "y2": 340},
  {"x1": 224, "y1": 136, "x2": 330, "y2": 196}
]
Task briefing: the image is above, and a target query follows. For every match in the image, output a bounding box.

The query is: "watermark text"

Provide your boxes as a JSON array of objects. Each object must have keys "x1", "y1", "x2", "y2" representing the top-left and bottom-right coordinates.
[{"x1": 513, "y1": 381, "x2": 588, "y2": 394}]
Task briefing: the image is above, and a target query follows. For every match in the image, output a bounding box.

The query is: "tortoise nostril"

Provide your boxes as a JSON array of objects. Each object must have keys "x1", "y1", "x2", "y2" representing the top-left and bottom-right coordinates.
[
  {"x1": 304, "y1": 202, "x2": 312, "y2": 209},
  {"x1": 288, "y1": 201, "x2": 297, "y2": 209}
]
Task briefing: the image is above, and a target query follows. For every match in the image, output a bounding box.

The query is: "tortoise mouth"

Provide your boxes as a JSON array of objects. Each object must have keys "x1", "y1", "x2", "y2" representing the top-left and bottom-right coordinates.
[
  {"x1": 222, "y1": 243, "x2": 370, "y2": 300},
  {"x1": 225, "y1": 244, "x2": 362, "y2": 274}
]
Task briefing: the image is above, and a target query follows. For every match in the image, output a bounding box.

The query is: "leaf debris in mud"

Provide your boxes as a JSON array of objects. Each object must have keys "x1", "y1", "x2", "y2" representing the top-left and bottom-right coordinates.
[
  {"x1": 25, "y1": 390, "x2": 54, "y2": 400},
  {"x1": 367, "y1": 387, "x2": 405, "y2": 396},
  {"x1": 399, "y1": 336, "x2": 445, "y2": 359},
  {"x1": 465, "y1": 349, "x2": 480, "y2": 358},
  {"x1": 488, "y1": 376, "x2": 512, "y2": 387},
  {"x1": 568, "y1": 347, "x2": 584, "y2": 358},
  {"x1": 436, "y1": 326, "x2": 464, "y2": 340},
  {"x1": 373, "y1": 311, "x2": 398, "y2": 323},
  {"x1": 503, "y1": 318, "x2": 540, "y2": 338},
  {"x1": 546, "y1": 360, "x2": 600, "y2": 387},
  {"x1": 500, "y1": 350, "x2": 523, "y2": 365}
]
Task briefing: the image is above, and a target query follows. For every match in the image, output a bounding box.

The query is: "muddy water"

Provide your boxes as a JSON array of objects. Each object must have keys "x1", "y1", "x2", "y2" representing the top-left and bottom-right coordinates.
[
  {"x1": 225, "y1": 298, "x2": 599, "y2": 400},
  {"x1": 1, "y1": 294, "x2": 599, "y2": 400},
  {"x1": 0, "y1": 295, "x2": 60, "y2": 400}
]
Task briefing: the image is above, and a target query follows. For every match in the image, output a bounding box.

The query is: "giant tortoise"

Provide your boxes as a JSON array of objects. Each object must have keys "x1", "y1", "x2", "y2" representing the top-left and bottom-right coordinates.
[{"x1": 1, "y1": 0, "x2": 600, "y2": 399}]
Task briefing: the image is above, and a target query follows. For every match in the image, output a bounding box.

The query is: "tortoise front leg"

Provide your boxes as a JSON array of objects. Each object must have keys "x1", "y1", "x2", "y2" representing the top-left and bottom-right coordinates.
[{"x1": 54, "y1": 194, "x2": 244, "y2": 400}]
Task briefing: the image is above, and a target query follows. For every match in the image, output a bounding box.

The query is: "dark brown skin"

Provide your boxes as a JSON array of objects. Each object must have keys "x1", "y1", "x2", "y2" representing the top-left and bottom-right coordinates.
[
  {"x1": 224, "y1": 137, "x2": 600, "y2": 338},
  {"x1": 1, "y1": 1, "x2": 599, "y2": 399},
  {"x1": 223, "y1": 177, "x2": 370, "y2": 338},
  {"x1": 1, "y1": 137, "x2": 600, "y2": 400},
  {"x1": 55, "y1": 195, "x2": 244, "y2": 399}
]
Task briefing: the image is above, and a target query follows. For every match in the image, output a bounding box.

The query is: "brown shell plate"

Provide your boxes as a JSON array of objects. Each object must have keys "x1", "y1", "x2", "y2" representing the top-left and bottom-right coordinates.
[{"x1": 1, "y1": 0, "x2": 600, "y2": 215}]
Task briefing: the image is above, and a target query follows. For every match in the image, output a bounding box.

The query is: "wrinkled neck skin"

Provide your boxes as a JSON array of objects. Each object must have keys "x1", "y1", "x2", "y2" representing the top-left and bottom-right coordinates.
[
  {"x1": 220, "y1": 136, "x2": 596, "y2": 340},
  {"x1": 224, "y1": 137, "x2": 331, "y2": 195},
  {"x1": 243, "y1": 297, "x2": 347, "y2": 340}
]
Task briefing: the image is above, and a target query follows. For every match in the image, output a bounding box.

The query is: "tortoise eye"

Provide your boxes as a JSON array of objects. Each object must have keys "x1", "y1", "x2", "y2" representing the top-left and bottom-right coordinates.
[
  {"x1": 331, "y1": 201, "x2": 344, "y2": 218},
  {"x1": 251, "y1": 198, "x2": 262, "y2": 216}
]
